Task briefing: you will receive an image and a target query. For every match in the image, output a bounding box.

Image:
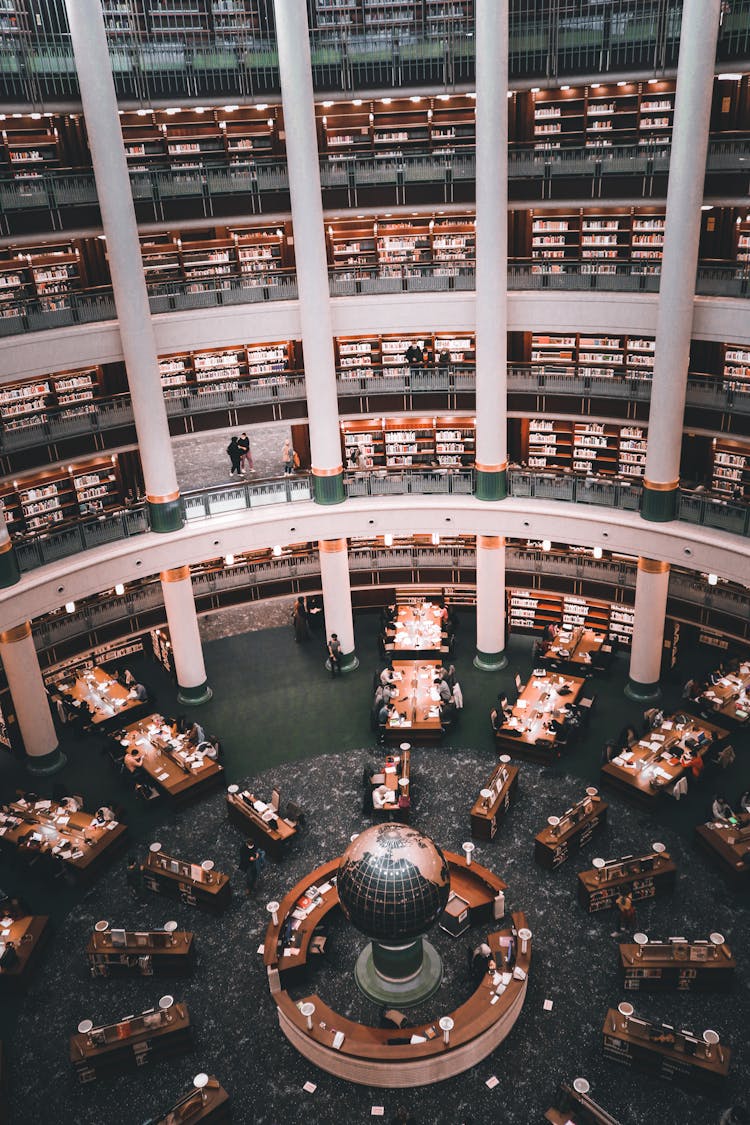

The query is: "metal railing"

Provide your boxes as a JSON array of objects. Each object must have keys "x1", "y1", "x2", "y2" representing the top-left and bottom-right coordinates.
[{"x1": 343, "y1": 470, "x2": 474, "y2": 498}]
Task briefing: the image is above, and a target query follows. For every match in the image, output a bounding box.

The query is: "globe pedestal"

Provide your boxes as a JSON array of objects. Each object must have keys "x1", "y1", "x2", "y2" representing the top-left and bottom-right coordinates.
[{"x1": 354, "y1": 937, "x2": 443, "y2": 1006}]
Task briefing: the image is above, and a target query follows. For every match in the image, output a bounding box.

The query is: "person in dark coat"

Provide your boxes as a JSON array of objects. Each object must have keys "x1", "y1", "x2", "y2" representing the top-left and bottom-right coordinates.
[{"x1": 227, "y1": 436, "x2": 242, "y2": 476}]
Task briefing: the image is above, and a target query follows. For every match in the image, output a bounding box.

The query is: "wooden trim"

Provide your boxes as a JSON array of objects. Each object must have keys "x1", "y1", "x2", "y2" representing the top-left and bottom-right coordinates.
[
  {"x1": 478, "y1": 535, "x2": 504, "y2": 550},
  {"x1": 160, "y1": 565, "x2": 191, "y2": 583},
  {"x1": 638, "y1": 558, "x2": 670, "y2": 575},
  {"x1": 475, "y1": 461, "x2": 507, "y2": 473},
  {"x1": 318, "y1": 538, "x2": 347, "y2": 554},
  {"x1": 0, "y1": 621, "x2": 31, "y2": 644},
  {"x1": 643, "y1": 478, "x2": 679, "y2": 492},
  {"x1": 311, "y1": 465, "x2": 343, "y2": 478},
  {"x1": 147, "y1": 490, "x2": 180, "y2": 503},
  {"x1": 0, "y1": 538, "x2": 13, "y2": 554}
]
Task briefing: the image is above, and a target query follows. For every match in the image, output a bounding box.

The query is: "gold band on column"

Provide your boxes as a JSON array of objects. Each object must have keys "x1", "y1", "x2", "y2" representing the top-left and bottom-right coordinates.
[
  {"x1": 0, "y1": 621, "x2": 31, "y2": 644},
  {"x1": 0, "y1": 538, "x2": 14, "y2": 554},
  {"x1": 475, "y1": 461, "x2": 508, "y2": 473},
  {"x1": 478, "y1": 535, "x2": 504, "y2": 550},
  {"x1": 643, "y1": 478, "x2": 680, "y2": 492},
  {"x1": 311, "y1": 465, "x2": 343, "y2": 477},
  {"x1": 637, "y1": 558, "x2": 670, "y2": 575},
  {"x1": 147, "y1": 490, "x2": 181, "y2": 504},
  {"x1": 160, "y1": 565, "x2": 191, "y2": 583},
  {"x1": 319, "y1": 538, "x2": 347, "y2": 554}
]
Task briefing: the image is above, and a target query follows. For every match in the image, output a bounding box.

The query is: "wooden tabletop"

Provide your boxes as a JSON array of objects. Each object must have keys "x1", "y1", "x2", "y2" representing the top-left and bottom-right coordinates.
[
  {"x1": 69, "y1": 1002, "x2": 190, "y2": 1062},
  {"x1": 546, "y1": 626, "x2": 606, "y2": 668},
  {"x1": 386, "y1": 660, "x2": 443, "y2": 738},
  {"x1": 0, "y1": 797, "x2": 126, "y2": 873},
  {"x1": 601, "y1": 713, "x2": 729, "y2": 800},
  {"x1": 498, "y1": 671, "x2": 586, "y2": 747},
  {"x1": 226, "y1": 790, "x2": 296, "y2": 843},
  {"x1": 388, "y1": 604, "x2": 447, "y2": 656},
  {"x1": 61, "y1": 665, "x2": 143, "y2": 725},
  {"x1": 535, "y1": 792, "x2": 607, "y2": 847},
  {"x1": 603, "y1": 1007, "x2": 731, "y2": 1079},
  {"x1": 697, "y1": 666, "x2": 750, "y2": 724},
  {"x1": 117, "y1": 714, "x2": 224, "y2": 797},
  {"x1": 695, "y1": 811, "x2": 750, "y2": 877},
  {"x1": 143, "y1": 850, "x2": 229, "y2": 895},
  {"x1": 87, "y1": 929, "x2": 194, "y2": 957}
]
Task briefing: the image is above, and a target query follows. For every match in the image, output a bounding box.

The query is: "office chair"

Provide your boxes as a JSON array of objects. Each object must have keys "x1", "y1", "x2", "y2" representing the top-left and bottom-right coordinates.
[{"x1": 285, "y1": 801, "x2": 305, "y2": 829}]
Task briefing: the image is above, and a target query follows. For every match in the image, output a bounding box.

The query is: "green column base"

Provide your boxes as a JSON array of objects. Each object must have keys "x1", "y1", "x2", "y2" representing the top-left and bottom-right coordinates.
[
  {"x1": 475, "y1": 468, "x2": 507, "y2": 502},
  {"x1": 312, "y1": 472, "x2": 346, "y2": 505},
  {"x1": 148, "y1": 498, "x2": 184, "y2": 533},
  {"x1": 0, "y1": 547, "x2": 20, "y2": 588},
  {"x1": 624, "y1": 678, "x2": 662, "y2": 703},
  {"x1": 474, "y1": 649, "x2": 509, "y2": 672},
  {"x1": 27, "y1": 746, "x2": 67, "y2": 776},
  {"x1": 640, "y1": 487, "x2": 678, "y2": 523},
  {"x1": 355, "y1": 937, "x2": 443, "y2": 1007},
  {"x1": 177, "y1": 681, "x2": 213, "y2": 706},
  {"x1": 325, "y1": 650, "x2": 359, "y2": 674}
]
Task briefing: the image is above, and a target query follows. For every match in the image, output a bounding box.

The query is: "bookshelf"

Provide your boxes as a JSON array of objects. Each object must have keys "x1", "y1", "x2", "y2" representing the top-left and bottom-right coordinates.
[
  {"x1": 159, "y1": 354, "x2": 191, "y2": 398},
  {"x1": 507, "y1": 587, "x2": 633, "y2": 645},
  {"x1": 526, "y1": 419, "x2": 573, "y2": 469},
  {"x1": 140, "y1": 225, "x2": 290, "y2": 292},
  {"x1": 120, "y1": 106, "x2": 283, "y2": 173},
  {"x1": 723, "y1": 343, "x2": 750, "y2": 388},
  {"x1": 735, "y1": 215, "x2": 750, "y2": 265},
  {"x1": 0, "y1": 367, "x2": 102, "y2": 431},
  {"x1": 525, "y1": 82, "x2": 674, "y2": 149},
  {"x1": 577, "y1": 336, "x2": 624, "y2": 379},
  {"x1": 194, "y1": 348, "x2": 247, "y2": 393},
  {"x1": 0, "y1": 456, "x2": 134, "y2": 537},
  {"x1": 327, "y1": 215, "x2": 474, "y2": 275},
  {"x1": 336, "y1": 336, "x2": 380, "y2": 378},
  {"x1": 318, "y1": 95, "x2": 476, "y2": 161},
  {"x1": 157, "y1": 341, "x2": 294, "y2": 396},
  {"x1": 524, "y1": 415, "x2": 648, "y2": 477},
  {"x1": 609, "y1": 604, "x2": 635, "y2": 644},
  {"x1": 572, "y1": 422, "x2": 619, "y2": 474},
  {"x1": 618, "y1": 426, "x2": 648, "y2": 478},
  {"x1": 73, "y1": 463, "x2": 120, "y2": 517},
  {"x1": 527, "y1": 331, "x2": 655, "y2": 381},
  {"x1": 341, "y1": 419, "x2": 386, "y2": 468},
  {"x1": 341, "y1": 415, "x2": 474, "y2": 469},
  {"x1": 631, "y1": 214, "x2": 665, "y2": 271},
  {"x1": 435, "y1": 418, "x2": 475, "y2": 468},
  {"x1": 712, "y1": 439, "x2": 750, "y2": 499},
  {"x1": 384, "y1": 419, "x2": 435, "y2": 467}
]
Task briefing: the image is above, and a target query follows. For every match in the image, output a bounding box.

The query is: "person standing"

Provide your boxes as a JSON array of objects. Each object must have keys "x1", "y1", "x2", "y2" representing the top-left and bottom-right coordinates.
[
  {"x1": 615, "y1": 891, "x2": 636, "y2": 930},
  {"x1": 227, "y1": 435, "x2": 242, "y2": 476},
  {"x1": 292, "y1": 597, "x2": 309, "y2": 643},
  {"x1": 327, "y1": 633, "x2": 342, "y2": 676},
  {"x1": 237, "y1": 432, "x2": 253, "y2": 473},
  {"x1": 282, "y1": 437, "x2": 294, "y2": 475}
]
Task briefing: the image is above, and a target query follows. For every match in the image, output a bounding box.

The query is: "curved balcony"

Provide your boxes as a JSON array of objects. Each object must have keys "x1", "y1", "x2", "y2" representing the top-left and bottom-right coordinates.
[
  {"x1": 4, "y1": 259, "x2": 750, "y2": 341},
  {"x1": 3, "y1": 136, "x2": 750, "y2": 239}
]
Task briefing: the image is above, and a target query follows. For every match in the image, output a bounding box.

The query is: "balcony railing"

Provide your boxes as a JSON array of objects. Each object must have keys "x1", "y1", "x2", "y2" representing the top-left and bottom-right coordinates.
[{"x1": 343, "y1": 470, "x2": 474, "y2": 498}]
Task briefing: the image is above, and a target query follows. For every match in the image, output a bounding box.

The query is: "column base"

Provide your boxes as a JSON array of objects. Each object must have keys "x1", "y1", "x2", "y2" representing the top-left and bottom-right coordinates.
[
  {"x1": 624, "y1": 678, "x2": 662, "y2": 703},
  {"x1": 27, "y1": 746, "x2": 67, "y2": 776},
  {"x1": 177, "y1": 681, "x2": 213, "y2": 706},
  {"x1": 640, "y1": 487, "x2": 678, "y2": 523},
  {"x1": 354, "y1": 938, "x2": 443, "y2": 1007},
  {"x1": 475, "y1": 468, "x2": 507, "y2": 502},
  {"x1": 474, "y1": 649, "x2": 509, "y2": 672},
  {"x1": 0, "y1": 546, "x2": 20, "y2": 588},
  {"x1": 148, "y1": 498, "x2": 184, "y2": 533},
  {"x1": 325, "y1": 650, "x2": 359, "y2": 675},
  {"x1": 312, "y1": 472, "x2": 346, "y2": 505}
]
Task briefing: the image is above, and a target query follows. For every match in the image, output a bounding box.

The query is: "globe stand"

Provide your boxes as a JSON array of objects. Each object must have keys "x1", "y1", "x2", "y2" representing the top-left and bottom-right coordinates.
[{"x1": 354, "y1": 936, "x2": 443, "y2": 1007}]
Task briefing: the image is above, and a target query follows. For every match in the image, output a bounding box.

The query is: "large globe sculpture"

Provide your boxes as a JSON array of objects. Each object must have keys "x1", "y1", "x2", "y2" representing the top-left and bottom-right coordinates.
[{"x1": 338, "y1": 823, "x2": 450, "y2": 1005}]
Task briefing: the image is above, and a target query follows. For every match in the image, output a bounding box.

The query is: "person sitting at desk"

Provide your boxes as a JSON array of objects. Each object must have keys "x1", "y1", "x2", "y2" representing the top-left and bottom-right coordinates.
[
  {"x1": 60, "y1": 794, "x2": 84, "y2": 812},
  {"x1": 201, "y1": 736, "x2": 222, "y2": 761},
  {"x1": 119, "y1": 668, "x2": 136, "y2": 687},
  {"x1": 378, "y1": 702, "x2": 396, "y2": 727},
  {"x1": 712, "y1": 795, "x2": 735, "y2": 823},
  {"x1": 380, "y1": 663, "x2": 396, "y2": 687},
  {"x1": 0, "y1": 941, "x2": 19, "y2": 969},
  {"x1": 170, "y1": 715, "x2": 188, "y2": 738},
  {"x1": 436, "y1": 676, "x2": 453, "y2": 704},
  {"x1": 469, "y1": 941, "x2": 492, "y2": 982},
  {"x1": 439, "y1": 699, "x2": 458, "y2": 726},
  {"x1": 123, "y1": 745, "x2": 144, "y2": 773},
  {"x1": 373, "y1": 784, "x2": 395, "y2": 810},
  {"x1": 129, "y1": 682, "x2": 148, "y2": 703},
  {"x1": 92, "y1": 805, "x2": 115, "y2": 826},
  {"x1": 681, "y1": 748, "x2": 704, "y2": 781},
  {"x1": 618, "y1": 724, "x2": 639, "y2": 750},
  {"x1": 187, "y1": 721, "x2": 206, "y2": 746}
]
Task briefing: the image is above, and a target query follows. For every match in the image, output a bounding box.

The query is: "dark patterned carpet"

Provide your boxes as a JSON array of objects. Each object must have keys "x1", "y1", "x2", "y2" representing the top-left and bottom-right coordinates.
[{"x1": 5, "y1": 741, "x2": 749, "y2": 1125}]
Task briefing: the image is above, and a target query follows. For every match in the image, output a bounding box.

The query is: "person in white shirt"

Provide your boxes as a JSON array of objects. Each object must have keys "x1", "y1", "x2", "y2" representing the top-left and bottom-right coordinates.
[{"x1": 372, "y1": 785, "x2": 394, "y2": 810}]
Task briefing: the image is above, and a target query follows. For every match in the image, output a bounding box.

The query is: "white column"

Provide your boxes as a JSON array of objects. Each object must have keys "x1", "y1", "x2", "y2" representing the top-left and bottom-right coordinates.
[
  {"x1": 626, "y1": 558, "x2": 670, "y2": 702},
  {"x1": 474, "y1": 535, "x2": 509, "y2": 671},
  {"x1": 0, "y1": 622, "x2": 65, "y2": 774},
  {"x1": 160, "y1": 567, "x2": 212, "y2": 705},
  {"x1": 641, "y1": 0, "x2": 722, "y2": 522},
  {"x1": 64, "y1": 0, "x2": 182, "y2": 532},
  {"x1": 318, "y1": 539, "x2": 358, "y2": 671},
  {"x1": 474, "y1": 0, "x2": 509, "y2": 501},
  {"x1": 274, "y1": 0, "x2": 344, "y2": 505},
  {"x1": 0, "y1": 508, "x2": 20, "y2": 588}
]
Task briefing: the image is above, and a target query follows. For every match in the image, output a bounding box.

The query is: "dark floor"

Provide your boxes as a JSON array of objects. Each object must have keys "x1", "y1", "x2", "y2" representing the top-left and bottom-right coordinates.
[{"x1": 0, "y1": 612, "x2": 748, "y2": 1125}]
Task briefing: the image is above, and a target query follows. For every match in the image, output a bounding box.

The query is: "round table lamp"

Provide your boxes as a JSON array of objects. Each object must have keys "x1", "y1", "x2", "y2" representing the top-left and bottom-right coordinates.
[
  {"x1": 439, "y1": 1015, "x2": 454, "y2": 1045},
  {"x1": 267, "y1": 901, "x2": 280, "y2": 926},
  {"x1": 149, "y1": 842, "x2": 162, "y2": 853},
  {"x1": 572, "y1": 1077, "x2": 590, "y2": 1095},
  {"x1": 300, "y1": 1001, "x2": 316, "y2": 1031},
  {"x1": 462, "y1": 841, "x2": 475, "y2": 866},
  {"x1": 77, "y1": 1019, "x2": 93, "y2": 1035},
  {"x1": 94, "y1": 920, "x2": 109, "y2": 933},
  {"x1": 227, "y1": 784, "x2": 239, "y2": 795}
]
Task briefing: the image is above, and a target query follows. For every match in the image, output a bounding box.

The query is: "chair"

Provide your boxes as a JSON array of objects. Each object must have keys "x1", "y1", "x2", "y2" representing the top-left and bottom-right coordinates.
[
  {"x1": 381, "y1": 1008, "x2": 407, "y2": 1030},
  {"x1": 285, "y1": 801, "x2": 305, "y2": 829}
]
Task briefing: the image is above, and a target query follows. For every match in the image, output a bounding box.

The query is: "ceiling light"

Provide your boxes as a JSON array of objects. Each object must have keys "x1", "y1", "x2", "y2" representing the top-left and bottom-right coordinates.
[
  {"x1": 272, "y1": 545, "x2": 282, "y2": 556},
  {"x1": 256, "y1": 102, "x2": 268, "y2": 110},
  {"x1": 409, "y1": 95, "x2": 422, "y2": 103},
  {"x1": 223, "y1": 104, "x2": 239, "y2": 112},
  {"x1": 701, "y1": 205, "x2": 713, "y2": 211},
  {"x1": 617, "y1": 81, "x2": 627, "y2": 87},
  {"x1": 542, "y1": 539, "x2": 551, "y2": 551},
  {"x1": 165, "y1": 107, "x2": 179, "y2": 114},
  {"x1": 560, "y1": 85, "x2": 570, "y2": 91},
  {"x1": 322, "y1": 100, "x2": 334, "y2": 108},
  {"x1": 531, "y1": 87, "x2": 540, "y2": 94},
  {"x1": 137, "y1": 109, "x2": 148, "y2": 116},
  {"x1": 224, "y1": 554, "x2": 235, "y2": 566},
  {"x1": 114, "y1": 583, "x2": 125, "y2": 596},
  {"x1": 437, "y1": 94, "x2": 450, "y2": 101},
  {"x1": 593, "y1": 546, "x2": 603, "y2": 559},
  {"x1": 384, "y1": 533, "x2": 393, "y2": 547},
  {"x1": 381, "y1": 97, "x2": 392, "y2": 105},
  {"x1": 431, "y1": 533, "x2": 440, "y2": 545},
  {"x1": 648, "y1": 78, "x2": 658, "y2": 85},
  {"x1": 718, "y1": 73, "x2": 743, "y2": 80},
  {"x1": 352, "y1": 99, "x2": 363, "y2": 106},
  {"x1": 591, "y1": 84, "x2": 601, "y2": 90},
  {"x1": 707, "y1": 573, "x2": 718, "y2": 586},
  {"x1": 65, "y1": 601, "x2": 76, "y2": 614},
  {"x1": 194, "y1": 106, "x2": 206, "y2": 114}
]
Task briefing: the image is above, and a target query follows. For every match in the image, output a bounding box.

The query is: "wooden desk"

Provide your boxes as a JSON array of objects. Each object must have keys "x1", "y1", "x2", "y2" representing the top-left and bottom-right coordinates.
[
  {"x1": 577, "y1": 850, "x2": 676, "y2": 912},
  {"x1": 695, "y1": 812, "x2": 750, "y2": 886},
  {"x1": 494, "y1": 671, "x2": 586, "y2": 764},
  {"x1": 152, "y1": 1077, "x2": 230, "y2": 1124},
  {"x1": 619, "y1": 936, "x2": 736, "y2": 992},
  {"x1": 470, "y1": 760, "x2": 518, "y2": 841},
  {"x1": 534, "y1": 791, "x2": 608, "y2": 870},
  {"x1": 385, "y1": 660, "x2": 444, "y2": 744},
  {"x1": 696, "y1": 663, "x2": 750, "y2": 725},
  {"x1": 545, "y1": 627, "x2": 608, "y2": 671},
  {"x1": 86, "y1": 928, "x2": 195, "y2": 978},
  {"x1": 141, "y1": 850, "x2": 231, "y2": 915},
  {"x1": 69, "y1": 1000, "x2": 192, "y2": 1084},
  {"x1": 263, "y1": 853, "x2": 507, "y2": 981},
  {"x1": 225, "y1": 789, "x2": 297, "y2": 858},
  {"x1": 0, "y1": 796, "x2": 127, "y2": 884},
  {"x1": 385, "y1": 604, "x2": 447, "y2": 658},
  {"x1": 601, "y1": 713, "x2": 729, "y2": 805},
  {"x1": 0, "y1": 914, "x2": 49, "y2": 992},
  {"x1": 544, "y1": 1082, "x2": 623, "y2": 1124},
  {"x1": 371, "y1": 748, "x2": 411, "y2": 820},
  {"x1": 272, "y1": 910, "x2": 530, "y2": 1087},
  {"x1": 59, "y1": 665, "x2": 145, "y2": 727},
  {"x1": 117, "y1": 714, "x2": 224, "y2": 803},
  {"x1": 602, "y1": 1006, "x2": 731, "y2": 1095}
]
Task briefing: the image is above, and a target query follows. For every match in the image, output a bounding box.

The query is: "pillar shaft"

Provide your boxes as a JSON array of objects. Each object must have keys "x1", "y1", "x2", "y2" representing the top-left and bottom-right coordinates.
[
  {"x1": 0, "y1": 622, "x2": 65, "y2": 773},
  {"x1": 64, "y1": 0, "x2": 182, "y2": 533},
  {"x1": 318, "y1": 539, "x2": 358, "y2": 671},
  {"x1": 625, "y1": 559, "x2": 670, "y2": 702},
  {"x1": 0, "y1": 509, "x2": 20, "y2": 589},
  {"x1": 274, "y1": 0, "x2": 344, "y2": 505},
  {"x1": 159, "y1": 567, "x2": 212, "y2": 705},
  {"x1": 641, "y1": 0, "x2": 721, "y2": 522},
  {"x1": 474, "y1": 535, "x2": 509, "y2": 671},
  {"x1": 474, "y1": 0, "x2": 509, "y2": 501}
]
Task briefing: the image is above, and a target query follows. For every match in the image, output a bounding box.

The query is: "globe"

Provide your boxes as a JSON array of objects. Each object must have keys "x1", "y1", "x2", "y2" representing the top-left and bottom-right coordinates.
[{"x1": 337, "y1": 822, "x2": 450, "y2": 942}]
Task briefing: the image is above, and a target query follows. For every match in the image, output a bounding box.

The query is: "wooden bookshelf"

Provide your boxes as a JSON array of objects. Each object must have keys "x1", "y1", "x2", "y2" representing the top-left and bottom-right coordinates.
[
  {"x1": 525, "y1": 81, "x2": 675, "y2": 149},
  {"x1": 435, "y1": 418, "x2": 475, "y2": 468},
  {"x1": 0, "y1": 367, "x2": 101, "y2": 431},
  {"x1": 341, "y1": 415, "x2": 474, "y2": 469},
  {"x1": 157, "y1": 340, "x2": 295, "y2": 397},
  {"x1": 572, "y1": 422, "x2": 619, "y2": 474},
  {"x1": 712, "y1": 439, "x2": 750, "y2": 500},
  {"x1": 310, "y1": 0, "x2": 473, "y2": 35},
  {"x1": 723, "y1": 343, "x2": 750, "y2": 388},
  {"x1": 120, "y1": 105, "x2": 283, "y2": 173},
  {"x1": 140, "y1": 225, "x2": 290, "y2": 292},
  {"x1": 0, "y1": 456, "x2": 124, "y2": 536},
  {"x1": 526, "y1": 418, "x2": 574, "y2": 469},
  {"x1": 527, "y1": 331, "x2": 655, "y2": 382},
  {"x1": 317, "y1": 94, "x2": 476, "y2": 161},
  {"x1": 326, "y1": 215, "x2": 475, "y2": 276},
  {"x1": 507, "y1": 588, "x2": 632, "y2": 645},
  {"x1": 341, "y1": 419, "x2": 386, "y2": 468}
]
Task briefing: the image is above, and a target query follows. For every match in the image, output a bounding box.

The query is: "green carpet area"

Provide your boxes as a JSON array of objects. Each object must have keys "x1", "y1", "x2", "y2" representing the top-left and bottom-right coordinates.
[{"x1": 1, "y1": 608, "x2": 748, "y2": 1056}]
